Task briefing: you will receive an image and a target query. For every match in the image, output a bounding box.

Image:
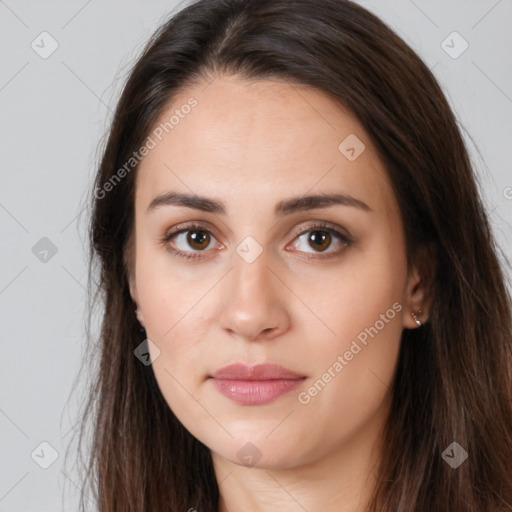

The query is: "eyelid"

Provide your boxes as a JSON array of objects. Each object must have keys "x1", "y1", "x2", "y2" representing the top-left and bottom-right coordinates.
[
  {"x1": 160, "y1": 221, "x2": 222, "y2": 262},
  {"x1": 285, "y1": 221, "x2": 353, "y2": 260},
  {"x1": 161, "y1": 219, "x2": 354, "y2": 260},
  {"x1": 163, "y1": 220, "x2": 222, "y2": 242},
  {"x1": 290, "y1": 220, "x2": 353, "y2": 243},
  {"x1": 163, "y1": 220, "x2": 352, "y2": 241}
]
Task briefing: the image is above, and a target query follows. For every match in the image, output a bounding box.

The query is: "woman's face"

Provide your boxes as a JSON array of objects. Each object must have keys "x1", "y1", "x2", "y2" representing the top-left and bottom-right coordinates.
[{"x1": 129, "y1": 75, "x2": 425, "y2": 471}]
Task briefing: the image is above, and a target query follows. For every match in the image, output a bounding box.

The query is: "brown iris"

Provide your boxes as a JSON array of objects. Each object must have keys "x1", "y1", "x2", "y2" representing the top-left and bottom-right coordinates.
[
  {"x1": 308, "y1": 230, "x2": 332, "y2": 252},
  {"x1": 186, "y1": 230, "x2": 210, "y2": 250}
]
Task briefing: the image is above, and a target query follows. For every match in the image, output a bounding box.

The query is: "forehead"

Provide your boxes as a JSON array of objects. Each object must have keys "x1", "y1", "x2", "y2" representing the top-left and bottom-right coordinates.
[{"x1": 135, "y1": 76, "x2": 394, "y2": 217}]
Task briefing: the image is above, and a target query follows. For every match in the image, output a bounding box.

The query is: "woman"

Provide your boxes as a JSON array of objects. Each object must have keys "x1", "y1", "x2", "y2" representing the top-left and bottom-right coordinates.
[{"x1": 72, "y1": 0, "x2": 512, "y2": 510}]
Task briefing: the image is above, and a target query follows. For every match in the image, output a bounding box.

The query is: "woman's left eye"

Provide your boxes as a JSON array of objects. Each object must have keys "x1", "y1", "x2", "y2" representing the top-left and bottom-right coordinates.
[
  {"x1": 290, "y1": 224, "x2": 353, "y2": 259},
  {"x1": 161, "y1": 222, "x2": 353, "y2": 261}
]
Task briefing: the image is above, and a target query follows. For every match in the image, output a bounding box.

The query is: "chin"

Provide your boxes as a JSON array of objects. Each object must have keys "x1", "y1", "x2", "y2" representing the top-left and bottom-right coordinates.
[{"x1": 210, "y1": 435, "x2": 311, "y2": 470}]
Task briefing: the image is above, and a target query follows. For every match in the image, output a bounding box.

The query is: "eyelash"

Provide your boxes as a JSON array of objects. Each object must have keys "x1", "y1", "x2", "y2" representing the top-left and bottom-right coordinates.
[{"x1": 160, "y1": 221, "x2": 353, "y2": 262}]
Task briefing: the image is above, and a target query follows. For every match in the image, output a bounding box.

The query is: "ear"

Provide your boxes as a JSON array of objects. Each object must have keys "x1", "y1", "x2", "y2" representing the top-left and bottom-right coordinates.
[
  {"x1": 129, "y1": 275, "x2": 146, "y2": 328},
  {"x1": 125, "y1": 231, "x2": 145, "y2": 328},
  {"x1": 402, "y1": 245, "x2": 435, "y2": 329}
]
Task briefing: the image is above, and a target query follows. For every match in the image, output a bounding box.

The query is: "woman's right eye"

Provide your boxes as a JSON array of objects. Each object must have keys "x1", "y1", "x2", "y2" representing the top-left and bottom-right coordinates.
[{"x1": 161, "y1": 224, "x2": 219, "y2": 261}]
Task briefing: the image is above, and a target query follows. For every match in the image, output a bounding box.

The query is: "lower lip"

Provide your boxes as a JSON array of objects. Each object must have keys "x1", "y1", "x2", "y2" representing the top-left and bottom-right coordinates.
[{"x1": 209, "y1": 378, "x2": 305, "y2": 405}]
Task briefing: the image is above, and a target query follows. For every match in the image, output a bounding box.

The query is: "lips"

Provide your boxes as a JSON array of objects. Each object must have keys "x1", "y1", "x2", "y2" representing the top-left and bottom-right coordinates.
[
  {"x1": 209, "y1": 363, "x2": 306, "y2": 405},
  {"x1": 210, "y1": 362, "x2": 305, "y2": 380}
]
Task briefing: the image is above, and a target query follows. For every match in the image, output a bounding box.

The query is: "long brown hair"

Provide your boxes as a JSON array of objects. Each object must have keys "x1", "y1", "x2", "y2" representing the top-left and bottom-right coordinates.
[{"x1": 68, "y1": 0, "x2": 512, "y2": 510}]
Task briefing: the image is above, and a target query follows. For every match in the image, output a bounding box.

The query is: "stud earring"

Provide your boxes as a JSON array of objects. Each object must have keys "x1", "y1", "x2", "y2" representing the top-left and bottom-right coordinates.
[{"x1": 411, "y1": 309, "x2": 422, "y2": 327}]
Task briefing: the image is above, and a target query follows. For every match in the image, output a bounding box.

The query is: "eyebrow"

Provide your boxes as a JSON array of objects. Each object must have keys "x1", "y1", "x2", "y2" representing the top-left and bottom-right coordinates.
[{"x1": 146, "y1": 191, "x2": 371, "y2": 216}]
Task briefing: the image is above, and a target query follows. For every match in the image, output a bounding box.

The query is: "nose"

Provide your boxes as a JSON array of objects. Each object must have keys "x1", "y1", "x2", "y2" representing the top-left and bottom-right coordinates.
[{"x1": 217, "y1": 249, "x2": 290, "y2": 342}]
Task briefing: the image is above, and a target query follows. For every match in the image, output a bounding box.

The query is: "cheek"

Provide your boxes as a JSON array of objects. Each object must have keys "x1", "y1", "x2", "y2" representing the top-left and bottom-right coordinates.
[
  {"x1": 300, "y1": 234, "x2": 406, "y2": 349},
  {"x1": 135, "y1": 252, "x2": 218, "y2": 389},
  {"x1": 136, "y1": 244, "x2": 210, "y2": 337},
  {"x1": 136, "y1": 260, "x2": 214, "y2": 427},
  {"x1": 295, "y1": 234, "x2": 406, "y2": 409},
  {"x1": 300, "y1": 311, "x2": 402, "y2": 452}
]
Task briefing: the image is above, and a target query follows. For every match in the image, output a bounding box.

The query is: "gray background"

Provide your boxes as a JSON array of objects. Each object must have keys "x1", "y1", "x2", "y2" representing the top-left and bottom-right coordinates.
[{"x1": 1, "y1": 1, "x2": 511, "y2": 510}]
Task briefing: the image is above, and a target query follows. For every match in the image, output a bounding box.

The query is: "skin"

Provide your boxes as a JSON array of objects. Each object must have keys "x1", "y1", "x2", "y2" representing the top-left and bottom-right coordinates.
[{"x1": 128, "y1": 75, "x2": 428, "y2": 512}]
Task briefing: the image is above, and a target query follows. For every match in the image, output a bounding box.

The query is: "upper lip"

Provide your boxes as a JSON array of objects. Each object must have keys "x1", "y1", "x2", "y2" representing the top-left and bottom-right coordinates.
[{"x1": 210, "y1": 363, "x2": 305, "y2": 380}]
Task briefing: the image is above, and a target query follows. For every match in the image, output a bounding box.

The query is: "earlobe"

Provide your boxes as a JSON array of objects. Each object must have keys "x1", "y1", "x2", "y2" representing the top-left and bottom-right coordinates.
[
  {"x1": 134, "y1": 307, "x2": 145, "y2": 327},
  {"x1": 403, "y1": 267, "x2": 429, "y2": 330},
  {"x1": 411, "y1": 309, "x2": 424, "y2": 327},
  {"x1": 402, "y1": 244, "x2": 435, "y2": 330},
  {"x1": 129, "y1": 276, "x2": 138, "y2": 305},
  {"x1": 129, "y1": 277, "x2": 145, "y2": 328}
]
